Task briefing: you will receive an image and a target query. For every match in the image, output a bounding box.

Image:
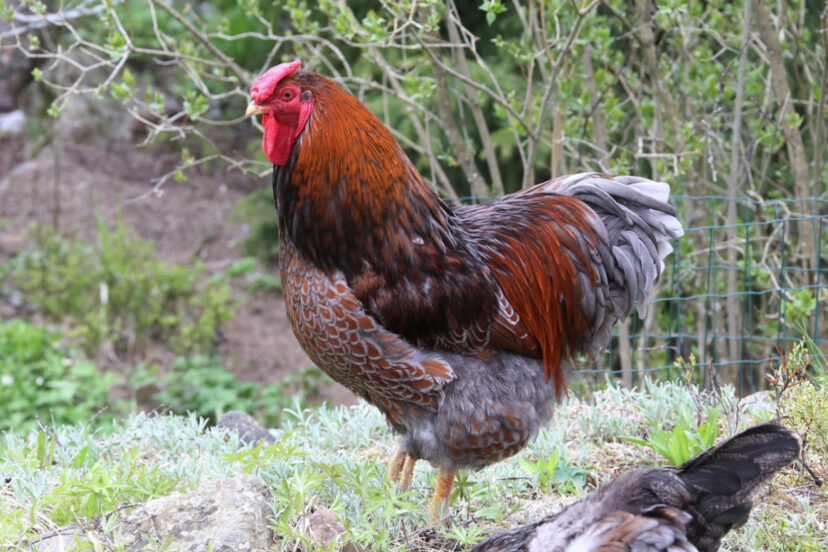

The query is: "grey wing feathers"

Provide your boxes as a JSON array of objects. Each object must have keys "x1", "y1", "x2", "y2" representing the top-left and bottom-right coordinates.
[{"x1": 545, "y1": 173, "x2": 684, "y2": 323}]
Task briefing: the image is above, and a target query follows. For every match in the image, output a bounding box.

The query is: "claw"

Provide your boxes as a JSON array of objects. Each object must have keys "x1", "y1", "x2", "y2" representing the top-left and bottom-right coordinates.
[{"x1": 428, "y1": 468, "x2": 456, "y2": 524}]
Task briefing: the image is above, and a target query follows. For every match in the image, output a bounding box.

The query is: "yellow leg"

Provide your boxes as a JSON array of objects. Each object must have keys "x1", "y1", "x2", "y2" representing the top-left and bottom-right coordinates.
[
  {"x1": 386, "y1": 447, "x2": 407, "y2": 483},
  {"x1": 399, "y1": 454, "x2": 417, "y2": 492},
  {"x1": 428, "y1": 468, "x2": 456, "y2": 524}
]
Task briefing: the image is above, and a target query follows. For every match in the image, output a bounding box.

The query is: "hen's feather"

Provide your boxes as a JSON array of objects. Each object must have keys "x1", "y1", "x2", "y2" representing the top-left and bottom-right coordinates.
[{"x1": 470, "y1": 422, "x2": 800, "y2": 552}]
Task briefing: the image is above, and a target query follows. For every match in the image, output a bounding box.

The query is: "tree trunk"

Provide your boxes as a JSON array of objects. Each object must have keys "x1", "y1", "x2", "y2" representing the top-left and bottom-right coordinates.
[{"x1": 754, "y1": 0, "x2": 816, "y2": 270}]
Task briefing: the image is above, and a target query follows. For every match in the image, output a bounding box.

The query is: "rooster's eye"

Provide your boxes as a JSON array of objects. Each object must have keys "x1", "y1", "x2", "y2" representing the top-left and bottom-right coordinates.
[{"x1": 281, "y1": 89, "x2": 295, "y2": 101}]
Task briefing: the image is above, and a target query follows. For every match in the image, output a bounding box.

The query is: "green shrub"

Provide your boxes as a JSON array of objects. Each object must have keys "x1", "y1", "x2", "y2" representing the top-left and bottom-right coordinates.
[
  {"x1": 623, "y1": 408, "x2": 720, "y2": 466},
  {"x1": 148, "y1": 356, "x2": 326, "y2": 427},
  {"x1": 225, "y1": 256, "x2": 283, "y2": 293},
  {"x1": 0, "y1": 319, "x2": 117, "y2": 433},
  {"x1": 767, "y1": 339, "x2": 827, "y2": 484},
  {"x1": 1, "y1": 219, "x2": 238, "y2": 357}
]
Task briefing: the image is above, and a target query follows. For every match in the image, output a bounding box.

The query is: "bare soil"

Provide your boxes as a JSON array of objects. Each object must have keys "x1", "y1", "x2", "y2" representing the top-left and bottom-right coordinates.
[{"x1": 0, "y1": 130, "x2": 356, "y2": 407}]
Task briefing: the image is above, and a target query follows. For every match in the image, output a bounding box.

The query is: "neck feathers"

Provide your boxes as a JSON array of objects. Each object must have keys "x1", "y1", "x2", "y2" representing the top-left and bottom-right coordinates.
[{"x1": 274, "y1": 73, "x2": 449, "y2": 276}]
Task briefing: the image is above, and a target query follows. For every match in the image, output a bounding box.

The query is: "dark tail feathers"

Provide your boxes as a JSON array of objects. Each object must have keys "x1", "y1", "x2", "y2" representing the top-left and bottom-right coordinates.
[{"x1": 674, "y1": 422, "x2": 800, "y2": 551}]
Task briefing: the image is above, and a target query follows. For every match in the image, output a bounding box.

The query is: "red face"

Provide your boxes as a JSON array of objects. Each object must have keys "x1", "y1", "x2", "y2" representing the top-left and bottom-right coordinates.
[{"x1": 247, "y1": 60, "x2": 314, "y2": 166}]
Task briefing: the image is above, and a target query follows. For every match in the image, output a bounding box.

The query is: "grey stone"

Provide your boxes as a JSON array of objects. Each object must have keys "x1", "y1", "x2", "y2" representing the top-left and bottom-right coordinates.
[
  {"x1": 217, "y1": 410, "x2": 276, "y2": 447},
  {"x1": 31, "y1": 529, "x2": 86, "y2": 552},
  {"x1": 0, "y1": 109, "x2": 26, "y2": 136},
  {"x1": 307, "y1": 508, "x2": 346, "y2": 549},
  {"x1": 117, "y1": 474, "x2": 273, "y2": 552}
]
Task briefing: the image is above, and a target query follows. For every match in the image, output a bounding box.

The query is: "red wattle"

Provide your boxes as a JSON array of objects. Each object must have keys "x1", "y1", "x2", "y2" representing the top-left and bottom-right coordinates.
[{"x1": 262, "y1": 114, "x2": 294, "y2": 166}]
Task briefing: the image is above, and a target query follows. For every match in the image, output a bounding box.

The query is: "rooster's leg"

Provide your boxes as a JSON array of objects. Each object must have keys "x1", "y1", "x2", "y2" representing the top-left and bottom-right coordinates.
[
  {"x1": 399, "y1": 454, "x2": 417, "y2": 492},
  {"x1": 386, "y1": 447, "x2": 407, "y2": 483},
  {"x1": 387, "y1": 447, "x2": 417, "y2": 492},
  {"x1": 428, "y1": 468, "x2": 456, "y2": 524}
]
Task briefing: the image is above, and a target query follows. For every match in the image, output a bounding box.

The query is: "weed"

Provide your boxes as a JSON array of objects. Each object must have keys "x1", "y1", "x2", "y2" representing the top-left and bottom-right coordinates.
[
  {"x1": 1, "y1": 220, "x2": 238, "y2": 358},
  {"x1": 247, "y1": 273, "x2": 282, "y2": 293},
  {"x1": 519, "y1": 451, "x2": 589, "y2": 494},
  {"x1": 226, "y1": 257, "x2": 258, "y2": 277},
  {"x1": 226, "y1": 256, "x2": 282, "y2": 292},
  {"x1": 1, "y1": 378, "x2": 818, "y2": 551},
  {"x1": 766, "y1": 340, "x2": 827, "y2": 486},
  {"x1": 148, "y1": 356, "x2": 325, "y2": 428},
  {"x1": 0, "y1": 319, "x2": 118, "y2": 433},
  {"x1": 623, "y1": 408, "x2": 720, "y2": 466}
]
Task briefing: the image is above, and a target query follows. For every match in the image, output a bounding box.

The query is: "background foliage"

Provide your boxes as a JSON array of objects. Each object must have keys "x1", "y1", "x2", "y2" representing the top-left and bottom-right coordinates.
[{"x1": 1, "y1": 0, "x2": 826, "y2": 396}]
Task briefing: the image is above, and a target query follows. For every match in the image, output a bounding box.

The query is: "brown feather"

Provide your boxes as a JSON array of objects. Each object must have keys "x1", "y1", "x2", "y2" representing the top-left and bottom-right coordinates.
[{"x1": 458, "y1": 189, "x2": 603, "y2": 393}]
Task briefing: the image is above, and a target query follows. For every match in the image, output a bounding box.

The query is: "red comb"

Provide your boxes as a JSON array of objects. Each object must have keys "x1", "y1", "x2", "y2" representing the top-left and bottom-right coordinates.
[{"x1": 250, "y1": 60, "x2": 302, "y2": 103}]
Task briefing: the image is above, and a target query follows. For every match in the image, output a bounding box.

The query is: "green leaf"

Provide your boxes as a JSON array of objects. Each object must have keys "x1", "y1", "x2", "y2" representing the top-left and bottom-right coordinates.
[
  {"x1": 183, "y1": 90, "x2": 209, "y2": 121},
  {"x1": 671, "y1": 426, "x2": 689, "y2": 464},
  {"x1": 110, "y1": 82, "x2": 127, "y2": 100},
  {"x1": 1, "y1": 1, "x2": 15, "y2": 22},
  {"x1": 122, "y1": 68, "x2": 135, "y2": 90},
  {"x1": 108, "y1": 32, "x2": 126, "y2": 51},
  {"x1": 227, "y1": 257, "x2": 257, "y2": 278}
]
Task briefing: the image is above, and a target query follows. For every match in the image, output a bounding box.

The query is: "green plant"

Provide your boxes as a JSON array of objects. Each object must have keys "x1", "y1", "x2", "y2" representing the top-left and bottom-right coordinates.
[
  {"x1": 226, "y1": 257, "x2": 258, "y2": 277},
  {"x1": 519, "y1": 451, "x2": 590, "y2": 495},
  {"x1": 225, "y1": 256, "x2": 282, "y2": 293},
  {"x1": 0, "y1": 319, "x2": 118, "y2": 433},
  {"x1": 2, "y1": 220, "x2": 237, "y2": 357},
  {"x1": 247, "y1": 274, "x2": 282, "y2": 293},
  {"x1": 1, "y1": 379, "x2": 819, "y2": 551},
  {"x1": 623, "y1": 407, "x2": 721, "y2": 466},
  {"x1": 766, "y1": 339, "x2": 827, "y2": 487},
  {"x1": 150, "y1": 357, "x2": 325, "y2": 427}
]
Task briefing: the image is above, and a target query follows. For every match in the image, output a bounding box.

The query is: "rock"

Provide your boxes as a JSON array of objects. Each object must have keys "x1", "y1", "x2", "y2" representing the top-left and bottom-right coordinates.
[
  {"x1": 308, "y1": 509, "x2": 346, "y2": 549},
  {"x1": 32, "y1": 528, "x2": 87, "y2": 552},
  {"x1": 117, "y1": 474, "x2": 273, "y2": 552},
  {"x1": 51, "y1": 91, "x2": 136, "y2": 147},
  {"x1": 217, "y1": 410, "x2": 276, "y2": 447},
  {"x1": 741, "y1": 391, "x2": 775, "y2": 417},
  {"x1": 0, "y1": 109, "x2": 25, "y2": 136}
]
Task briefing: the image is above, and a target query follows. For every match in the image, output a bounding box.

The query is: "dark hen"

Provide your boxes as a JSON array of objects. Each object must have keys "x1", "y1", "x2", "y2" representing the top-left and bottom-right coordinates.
[{"x1": 471, "y1": 422, "x2": 800, "y2": 552}]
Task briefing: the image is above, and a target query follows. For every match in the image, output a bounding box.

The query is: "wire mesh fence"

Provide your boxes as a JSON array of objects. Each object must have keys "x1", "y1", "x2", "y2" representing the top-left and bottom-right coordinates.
[{"x1": 576, "y1": 194, "x2": 828, "y2": 395}]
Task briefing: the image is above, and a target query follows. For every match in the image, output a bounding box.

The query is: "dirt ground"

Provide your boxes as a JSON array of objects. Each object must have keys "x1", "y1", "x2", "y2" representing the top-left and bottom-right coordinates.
[{"x1": 0, "y1": 122, "x2": 356, "y2": 407}]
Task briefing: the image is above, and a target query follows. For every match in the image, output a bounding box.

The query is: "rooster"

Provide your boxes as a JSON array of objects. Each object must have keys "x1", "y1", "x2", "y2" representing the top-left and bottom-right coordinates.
[
  {"x1": 245, "y1": 60, "x2": 684, "y2": 522},
  {"x1": 470, "y1": 422, "x2": 800, "y2": 552}
]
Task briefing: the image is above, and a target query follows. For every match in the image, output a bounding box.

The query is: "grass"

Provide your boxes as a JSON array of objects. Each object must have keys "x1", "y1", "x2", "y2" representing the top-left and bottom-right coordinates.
[{"x1": 1, "y1": 377, "x2": 823, "y2": 552}]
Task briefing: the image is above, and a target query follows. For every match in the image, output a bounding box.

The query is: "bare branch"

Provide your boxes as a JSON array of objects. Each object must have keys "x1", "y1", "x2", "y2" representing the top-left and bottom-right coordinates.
[{"x1": 150, "y1": 0, "x2": 250, "y2": 86}]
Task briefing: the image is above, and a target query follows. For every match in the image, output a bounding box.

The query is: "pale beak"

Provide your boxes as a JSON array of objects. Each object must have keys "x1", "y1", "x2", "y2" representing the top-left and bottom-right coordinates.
[{"x1": 245, "y1": 102, "x2": 265, "y2": 118}]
